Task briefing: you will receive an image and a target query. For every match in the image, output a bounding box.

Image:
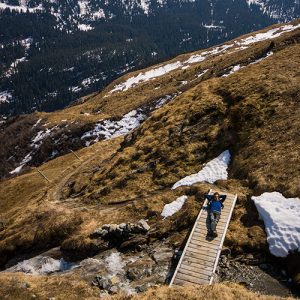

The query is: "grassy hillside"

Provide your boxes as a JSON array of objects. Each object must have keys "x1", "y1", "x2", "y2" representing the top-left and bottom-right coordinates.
[{"x1": 0, "y1": 20, "x2": 300, "y2": 298}]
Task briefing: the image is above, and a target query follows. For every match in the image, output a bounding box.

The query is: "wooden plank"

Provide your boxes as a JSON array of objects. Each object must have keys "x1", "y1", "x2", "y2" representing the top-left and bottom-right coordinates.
[
  {"x1": 187, "y1": 242, "x2": 218, "y2": 252},
  {"x1": 175, "y1": 272, "x2": 209, "y2": 285},
  {"x1": 191, "y1": 236, "x2": 222, "y2": 245},
  {"x1": 173, "y1": 278, "x2": 204, "y2": 287},
  {"x1": 177, "y1": 268, "x2": 210, "y2": 281},
  {"x1": 180, "y1": 264, "x2": 213, "y2": 276},
  {"x1": 186, "y1": 245, "x2": 217, "y2": 258},
  {"x1": 194, "y1": 223, "x2": 227, "y2": 232},
  {"x1": 189, "y1": 240, "x2": 219, "y2": 250},
  {"x1": 180, "y1": 262, "x2": 214, "y2": 273},
  {"x1": 185, "y1": 251, "x2": 216, "y2": 262},
  {"x1": 181, "y1": 256, "x2": 215, "y2": 268}
]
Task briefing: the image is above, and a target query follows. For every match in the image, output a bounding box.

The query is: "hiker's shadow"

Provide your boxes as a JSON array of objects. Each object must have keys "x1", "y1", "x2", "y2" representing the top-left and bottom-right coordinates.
[{"x1": 203, "y1": 206, "x2": 214, "y2": 241}]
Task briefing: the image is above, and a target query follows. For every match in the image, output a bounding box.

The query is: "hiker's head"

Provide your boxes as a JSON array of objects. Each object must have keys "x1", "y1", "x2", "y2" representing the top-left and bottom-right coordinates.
[{"x1": 213, "y1": 192, "x2": 220, "y2": 200}]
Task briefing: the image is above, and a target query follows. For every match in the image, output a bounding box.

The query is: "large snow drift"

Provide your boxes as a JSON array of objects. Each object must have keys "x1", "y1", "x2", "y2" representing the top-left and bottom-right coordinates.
[
  {"x1": 172, "y1": 150, "x2": 231, "y2": 189},
  {"x1": 252, "y1": 192, "x2": 300, "y2": 257}
]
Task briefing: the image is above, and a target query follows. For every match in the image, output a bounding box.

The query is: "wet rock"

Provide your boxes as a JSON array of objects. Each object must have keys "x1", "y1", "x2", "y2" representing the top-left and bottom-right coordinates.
[
  {"x1": 109, "y1": 285, "x2": 119, "y2": 294},
  {"x1": 119, "y1": 236, "x2": 148, "y2": 250},
  {"x1": 152, "y1": 246, "x2": 173, "y2": 264},
  {"x1": 138, "y1": 220, "x2": 151, "y2": 232},
  {"x1": 94, "y1": 276, "x2": 113, "y2": 290},
  {"x1": 90, "y1": 229, "x2": 108, "y2": 239},
  {"x1": 125, "y1": 258, "x2": 154, "y2": 280},
  {"x1": 90, "y1": 220, "x2": 151, "y2": 247}
]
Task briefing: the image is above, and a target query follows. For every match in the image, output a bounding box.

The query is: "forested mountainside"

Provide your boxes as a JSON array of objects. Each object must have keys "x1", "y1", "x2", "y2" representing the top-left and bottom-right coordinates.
[
  {"x1": 1, "y1": 0, "x2": 300, "y2": 116},
  {"x1": 0, "y1": 20, "x2": 299, "y2": 299}
]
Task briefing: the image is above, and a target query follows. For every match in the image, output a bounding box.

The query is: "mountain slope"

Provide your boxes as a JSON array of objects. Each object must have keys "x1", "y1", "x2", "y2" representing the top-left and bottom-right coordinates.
[
  {"x1": 0, "y1": 20, "x2": 300, "y2": 297},
  {"x1": 1, "y1": 0, "x2": 300, "y2": 116}
]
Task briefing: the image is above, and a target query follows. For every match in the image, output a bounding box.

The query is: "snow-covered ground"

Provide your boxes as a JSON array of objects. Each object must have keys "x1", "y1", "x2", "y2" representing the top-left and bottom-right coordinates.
[
  {"x1": 161, "y1": 195, "x2": 188, "y2": 219},
  {"x1": 0, "y1": 2, "x2": 43, "y2": 13},
  {"x1": 82, "y1": 109, "x2": 145, "y2": 146},
  {"x1": 81, "y1": 94, "x2": 175, "y2": 146},
  {"x1": 78, "y1": 23, "x2": 94, "y2": 31},
  {"x1": 10, "y1": 125, "x2": 55, "y2": 174},
  {"x1": 172, "y1": 150, "x2": 231, "y2": 189},
  {"x1": 222, "y1": 51, "x2": 274, "y2": 77},
  {"x1": 252, "y1": 192, "x2": 300, "y2": 258},
  {"x1": 109, "y1": 23, "x2": 300, "y2": 94},
  {"x1": 0, "y1": 91, "x2": 12, "y2": 103}
]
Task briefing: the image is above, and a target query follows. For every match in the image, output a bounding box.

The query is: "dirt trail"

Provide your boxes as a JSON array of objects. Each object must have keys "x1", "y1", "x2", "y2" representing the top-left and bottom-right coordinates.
[{"x1": 46, "y1": 139, "x2": 121, "y2": 210}]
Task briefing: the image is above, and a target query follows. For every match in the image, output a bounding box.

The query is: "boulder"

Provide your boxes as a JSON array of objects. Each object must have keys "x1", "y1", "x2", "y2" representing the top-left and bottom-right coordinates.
[
  {"x1": 138, "y1": 219, "x2": 150, "y2": 232},
  {"x1": 125, "y1": 258, "x2": 154, "y2": 280}
]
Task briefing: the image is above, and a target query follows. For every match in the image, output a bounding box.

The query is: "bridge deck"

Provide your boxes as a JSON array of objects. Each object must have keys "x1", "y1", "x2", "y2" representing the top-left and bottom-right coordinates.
[{"x1": 170, "y1": 189, "x2": 237, "y2": 286}]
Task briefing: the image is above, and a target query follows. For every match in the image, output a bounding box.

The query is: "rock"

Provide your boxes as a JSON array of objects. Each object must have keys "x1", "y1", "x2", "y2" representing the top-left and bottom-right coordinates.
[
  {"x1": 97, "y1": 278, "x2": 112, "y2": 290},
  {"x1": 135, "y1": 284, "x2": 147, "y2": 293},
  {"x1": 152, "y1": 246, "x2": 173, "y2": 264},
  {"x1": 102, "y1": 224, "x2": 111, "y2": 231},
  {"x1": 108, "y1": 224, "x2": 118, "y2": 232},
  {"x1": 119, "y1": 223, "x2": 127, "y2": 230},
  {"x1": 110, "y1": 276, "x2": 120, "y2": 285},
  {"x1": 120, "y1": 236, "x2": 148, "y2": 250},
  {"x1": 90, "y1": 228, "x2": 108, "y2": 239},
  {"x1": 109, "y1": 285, "x2": 119, "y2": 294},
  {"x1": 138, "y1": 220, "x2": 150, "y2": 232},
  {"x1": 125, "y1": 258, "x2": 154, "y2": 280}
]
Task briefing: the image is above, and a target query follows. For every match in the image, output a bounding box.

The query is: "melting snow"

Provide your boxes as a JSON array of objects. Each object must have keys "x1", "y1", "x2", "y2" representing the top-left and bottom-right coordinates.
[
  {"x1": 109, "y1": 23, "x2": 300, "y2": 94},
  {"x1": 172, "y1": 150, "x2": 231, "y2": 189},
  {"x1": 161, "y1": 195, "x2": 188, "y2": 219},
  {"x1": 0, "y1": 91, "x2": 12, "y2": 103},
  {"x1": 10, "y1": 127, "x2": 55, "y2": 174},
  {"x1": 110, "y1": 61, "x2": 182, "y2": 93},
  {"x1": 0, "y1": 2, "x2": 43, "y2": 13},
  {"x1": 78, "y1": 24, "x2": 93, "y2": 31},
  {"x1": 6, "y1": 256, "x2": 74, "y2": 275},
  {"x1": 252, "y1": 192, "x2": 300, "y2": 257},
  {"x1": 82, "y1": 95, "x2": 175, "y2": 145},
  {"x1": 82, "y1": 109, "x2": 145, "y2": 145}
]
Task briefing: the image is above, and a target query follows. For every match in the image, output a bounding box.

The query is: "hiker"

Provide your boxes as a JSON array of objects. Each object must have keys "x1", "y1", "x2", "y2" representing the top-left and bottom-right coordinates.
[{"x1": 205, "y1": 192, "x2": 227, "y2": 237}]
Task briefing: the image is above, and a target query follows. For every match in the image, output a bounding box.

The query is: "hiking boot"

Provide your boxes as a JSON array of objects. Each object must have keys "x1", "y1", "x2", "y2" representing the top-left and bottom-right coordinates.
[{"x1": 213, "y1": 231, "x2": 218, "y2": 237}]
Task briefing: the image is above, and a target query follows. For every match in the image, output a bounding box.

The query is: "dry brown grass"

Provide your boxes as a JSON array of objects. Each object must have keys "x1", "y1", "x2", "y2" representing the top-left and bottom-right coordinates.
[
  {"x1": 113, "y1": 283, "x2": 295, "y2": 300},
  {"x1": 0, "y1": 272, "x2": 99, "y2": 300},
  {"x1": 0, "y1": 274, "x2": 295, "y2": 300}
]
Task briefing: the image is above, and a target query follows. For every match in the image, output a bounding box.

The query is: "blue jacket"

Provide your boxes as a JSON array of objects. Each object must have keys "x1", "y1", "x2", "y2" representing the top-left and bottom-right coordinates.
[{"x1": 205, "y1": 194, "x2": 226, "y2": 213}]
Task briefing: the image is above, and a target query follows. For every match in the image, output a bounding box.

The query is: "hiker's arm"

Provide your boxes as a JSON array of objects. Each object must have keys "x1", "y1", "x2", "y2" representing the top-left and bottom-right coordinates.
[
  {"x1": 205, "y1": 194, "x2": 213, "y2": 201},
  {"x1": 220, "y1": 195, "x2": 227, "y2": 203}
]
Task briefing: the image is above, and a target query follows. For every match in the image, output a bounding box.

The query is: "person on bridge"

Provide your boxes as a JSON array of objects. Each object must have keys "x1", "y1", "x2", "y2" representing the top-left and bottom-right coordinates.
[{"x1": 206, "y1": 192, "x2": 227, "y2": 237}]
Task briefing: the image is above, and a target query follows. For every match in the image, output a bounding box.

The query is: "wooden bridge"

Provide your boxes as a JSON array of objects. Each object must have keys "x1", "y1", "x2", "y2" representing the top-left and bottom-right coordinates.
[{"x1": 169, "y1": 190, "x2": 237, "y2": 286}]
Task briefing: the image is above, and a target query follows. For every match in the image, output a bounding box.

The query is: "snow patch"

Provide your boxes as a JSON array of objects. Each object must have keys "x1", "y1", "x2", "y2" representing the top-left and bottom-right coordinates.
[
  {"x1": 0, "y1": 2, "x2": 43, "y2": 13},
  {"x1": 161, "y1": 195, "x2": 188, "y2": 219},
  {"x1": 172, "y1": 150, "x2": 231, "y2": 189},
  {"x1": 0, "y1": 91, "x2": 12, "y2": 103},
  {"x1": 78, "y1": 23, "x2": 93, "y2": 31},
  {"x1": 82, "y1": 94, "x2": 175, "y2": 145},
  {"x1": 252, "y1": 192, "x2": 300, "y2": 257},
  {"x1": 109, "y1": 23, "x2": 300, "y2": 94},
  {"x1": 6, "y1": 256, "x2": 75, "y2": 275},
  {"x1": 110, "y1": 61, "x2": 182, "y2": 93}
]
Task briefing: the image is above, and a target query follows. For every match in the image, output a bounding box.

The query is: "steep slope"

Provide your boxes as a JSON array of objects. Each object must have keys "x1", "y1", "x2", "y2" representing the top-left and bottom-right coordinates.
[
  {"x1": 1, "y1": 0, "x2": 300, "y2": 116},
  {"x1": 0, "y1": 20, "x2": 300, "y2": 298}
]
